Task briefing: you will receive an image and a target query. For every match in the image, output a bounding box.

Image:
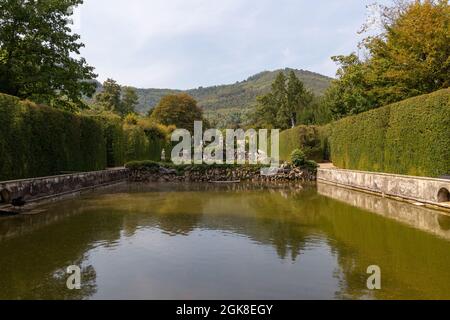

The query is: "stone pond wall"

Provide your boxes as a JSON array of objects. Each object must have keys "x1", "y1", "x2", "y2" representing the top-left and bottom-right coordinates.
[
  {"x1": 317, "y1": 168, "x2": 450, "y2": 208},
  {"x1": 0, "y1": 168, "x2": 129, "y2": 205}
]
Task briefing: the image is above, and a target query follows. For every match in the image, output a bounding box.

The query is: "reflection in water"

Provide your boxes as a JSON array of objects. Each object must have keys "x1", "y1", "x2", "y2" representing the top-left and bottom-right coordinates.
[
  {"x1": 317, "y1": 182, "x2": 450, "y2": 240},
  {"x1": 0, "y1": 182, "x2": 449, "y2": 300},
  {"x1": 438, "y1": 215, "x2": 450, "y2": 231}
]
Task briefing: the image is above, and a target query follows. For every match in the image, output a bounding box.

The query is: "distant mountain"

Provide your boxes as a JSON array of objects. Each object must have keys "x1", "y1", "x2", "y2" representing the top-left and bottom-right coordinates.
[{"x1": 92, "y1": 68, "x2": 332, "y2": 127}]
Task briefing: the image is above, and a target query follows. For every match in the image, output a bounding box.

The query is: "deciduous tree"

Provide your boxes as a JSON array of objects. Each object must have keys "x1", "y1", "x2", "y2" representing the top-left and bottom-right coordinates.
[
  {"x1": 151, "y1": 93, "x2": 203, "y2": 132},
  {"x1": 0, "y1": 0, "x2": 96, "y2": 109},
  {"x1": 324, "y1": 0, "x2": 449, "y2": 119},
  {"x1": 95, "y1": 79, "x2": 121, "y2": 113}
]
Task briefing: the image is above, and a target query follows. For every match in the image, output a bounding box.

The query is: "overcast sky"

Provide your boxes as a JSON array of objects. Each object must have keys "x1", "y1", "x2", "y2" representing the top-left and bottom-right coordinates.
[{"x1": 75, "y1": 0, "x2": 385, "y2": 89}]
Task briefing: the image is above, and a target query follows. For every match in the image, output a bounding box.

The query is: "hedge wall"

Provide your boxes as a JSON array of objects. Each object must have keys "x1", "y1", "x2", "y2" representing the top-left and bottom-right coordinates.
[
  {"x1": 327, "y1": 105, "x2": 391, "y2": 172},
  {"x1": 0, "y1": 93, "x2": 168, "y2": 181},
  {"x1": 328, "y1": 88, "x2": 450, "y2": 177},
  {"x1": 123, "y1": 124, "x2": 151, "y2": 162},
  {"x1": 279, "y1": 89, "x2": 449, "y2": 177},
  {"x1": 0, "y1": 94, "x2": 106, "y2": 180},
  {"x1": 93, "y1": 114, "x2": 126, "y2": 167},
  {"x1": 279, "y1": 125, "x2": 324, "y2": 162}
]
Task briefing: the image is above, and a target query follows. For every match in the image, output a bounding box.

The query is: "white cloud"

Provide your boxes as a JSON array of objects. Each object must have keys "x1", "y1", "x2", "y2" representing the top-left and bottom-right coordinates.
[{"x1": 76, "y1": 0, "x2": 376, "y2": 88}]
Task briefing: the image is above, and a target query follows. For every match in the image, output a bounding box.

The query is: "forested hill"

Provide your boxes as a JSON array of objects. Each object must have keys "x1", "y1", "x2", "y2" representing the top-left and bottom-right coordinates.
[{"x1": 95, "y1": 68, "x2": 332, "y2": 115}]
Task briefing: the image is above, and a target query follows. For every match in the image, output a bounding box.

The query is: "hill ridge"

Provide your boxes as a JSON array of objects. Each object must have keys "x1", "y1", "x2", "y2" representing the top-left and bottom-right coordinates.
[{"x1": 93, "y1": 68, "x2": 332, "y2": 126}]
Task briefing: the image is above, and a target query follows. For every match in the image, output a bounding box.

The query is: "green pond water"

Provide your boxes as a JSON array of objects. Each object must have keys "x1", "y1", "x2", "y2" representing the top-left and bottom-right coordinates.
[{"x1": 1, "y1": 182, "x2": 450, "y2": 300}]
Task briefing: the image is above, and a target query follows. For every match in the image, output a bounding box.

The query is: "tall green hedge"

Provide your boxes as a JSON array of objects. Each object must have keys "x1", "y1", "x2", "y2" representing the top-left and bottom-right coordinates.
[
  {"x1": 93, "y1": 114, "x2": 126, "y2": 167},
  {"x1": 0, "y1": 93, "x2": 168, "y2": 181},
  {"x1": 327, "y1": 88, "x2": 450, "y2": 177},
  {"x1": 123, "y1": 124, "x2": 151, "y2": 162},
  {"x1": 279, "y1": 125, "x2": 323, "y2": 162},
  {"x1": 279, "y1": 89, "x2": 449, "y2": 177},
  {"x1": 328, "y1": 105, "x2": 391, "y2": 172},
  {"x1": 0, "y1": 94, "x2": 106, "y2": 180}
]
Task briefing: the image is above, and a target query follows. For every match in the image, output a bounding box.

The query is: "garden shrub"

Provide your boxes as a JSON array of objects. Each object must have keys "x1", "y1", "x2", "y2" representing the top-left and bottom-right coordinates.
[
  {"x1": 291, "y1": 149, "x2": 306, "y2": 167},
  {"x1": 123, "y1": 124, "x2": 150, "y2": 162}
]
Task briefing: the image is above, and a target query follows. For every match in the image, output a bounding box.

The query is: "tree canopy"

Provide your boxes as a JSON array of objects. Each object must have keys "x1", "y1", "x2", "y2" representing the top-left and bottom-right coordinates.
[
  {"x1": 121, "y1": 86, "x2": 139, "y2": 116},
  {"x1": 95, "y1": 79, "x2": 121, "y2": 113},
  {"x1": 94, "y1": 79, "x2": 139, "y2": 117},
  {"x1": 0, "y1": 0, "x2": 96, "y2": 109},
  {"x1": 150, "y1": 93, "x2": 204, "y2": 132},
  {"x1": 254, "y1": 71, "x2": 313, "y2": 130},
  {"x1": 325, "y1": 0, "x2": 449, "y2": 119}
]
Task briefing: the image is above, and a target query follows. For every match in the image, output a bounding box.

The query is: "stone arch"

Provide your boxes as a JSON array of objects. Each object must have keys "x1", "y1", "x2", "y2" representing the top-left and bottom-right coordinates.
[{"x1": 437, "y1": 188, "x2": 450, "y2": 203}]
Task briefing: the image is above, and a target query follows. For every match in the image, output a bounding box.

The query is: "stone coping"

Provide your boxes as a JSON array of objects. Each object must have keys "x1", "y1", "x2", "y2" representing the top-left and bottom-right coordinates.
[
  {"x1": 0, "y1": 167, "x2": 127, "y2": 185},
  {"x1": 318, "y1": 167, "x2": 450, "y2": 183}
]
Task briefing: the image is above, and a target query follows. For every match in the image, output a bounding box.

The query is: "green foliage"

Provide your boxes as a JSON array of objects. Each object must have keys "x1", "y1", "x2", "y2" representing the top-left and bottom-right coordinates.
[
  {"x1": 323, "y1": 1, "x2": 450, "y2": 119},
  {"x1": 0, "y1": 93, "x2": 105, "y2": 180},
  {"x1": 328, "y1": 105, "x2": 391, "y2": 172},
  {"x1": 327, "y1": 88, "x2": 450, "y2": 177},
  {"x1": 124, "y1": 113, "x2": 139, "y2": 125},
  {"x1": 296, "y1": 96, "x2": 333, "y2": 126},
  {"x1": 383, "y1": 88, "x2": 450, "y2": 176},
  {"x1": 94, "y1": 80, "x2": 140, "y2": 117},
  {"x1": 323, "y1": 54, "x2": 376, "y2": 119},
  {"x1": 137, "y1": 118, "x2": 175, "y2": 162},
  {"x1": 92, "y1": 69, "x2": 331, "y2": 128},
  {"x1": 125, "y1": 160, "x2": 161, "y2": 172},
  {"x1": 95, "y1": 79, "x2": 122, "y2": 114},
  {"x1": 254, "y1": 71, "x2": 314, "y2": 129},
  {"x1": 289, "y1": 149, "x2": 319, "y2": 172},
  {"x1": 291, "y1": 149, "x2": 306, "y2": 167},
  {"x1": 123, "y1": 124, "x2": 150, "y2": 162},
  {"x1": 279, "y1": 126, "x2": 324, "y2": 162},
  {"x1": 0, "y1": 0, "x2": 96, "y2": 109},
  {"x1": 90, "y1": 112, "x2": 126, "y2": 167},
  {"x1": 151, "y1": 93, "x2": 203, "y2": 132},
  {"x1": 0, "y1": 93, "x2": 172, "y2": 180},
  {"x1": 304, "y1": 160, "x2": 319, "y2": 171},
  {"x1": 366, "y1": 0, "x2": 449, "y2": 105},
  {"x1": 318, "y1": 124, "x2": 332, "y2": 162},
  {"x1": 121, "y1": 86, "x2": 139, "y2": 116},
  {"x1": 125, "y1": 161, "x2": 269, "y2": 176}
]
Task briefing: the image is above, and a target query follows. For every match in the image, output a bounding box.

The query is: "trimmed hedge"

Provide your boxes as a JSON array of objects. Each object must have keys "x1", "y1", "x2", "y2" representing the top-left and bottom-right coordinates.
[
  {"x1": 0, "y1": 93, "x2": 169, "y2": 181},
  {"x1": 327, "y1": 88, "x2": 450, "y2": 177},
  {"x1": 0, "y1": 94, "x2": 106, "y2": 180},
  {"x1": 279, "y1": 89, "x2": 449, "y2": 177},
  {"x1": 93, "y1": 113, "x2": 126, "y2": 167},
  {"x1": 123, "y1": 124, "x2": 151, "y2": 162},
  {"x1": 328, "y1": 105, "x2": 391, "y2": 172},
  {"x1": 279, "y1": 125, "x2": 323, "y2": 162}
]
